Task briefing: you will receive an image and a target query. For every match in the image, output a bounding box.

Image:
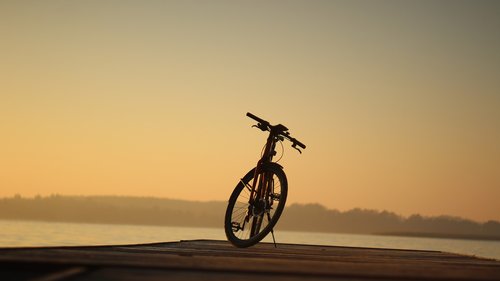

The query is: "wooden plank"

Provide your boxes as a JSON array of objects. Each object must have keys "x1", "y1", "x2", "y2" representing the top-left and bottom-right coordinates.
[{"x1": 0, "y1": 240, "x2": 499, "y2": 281}]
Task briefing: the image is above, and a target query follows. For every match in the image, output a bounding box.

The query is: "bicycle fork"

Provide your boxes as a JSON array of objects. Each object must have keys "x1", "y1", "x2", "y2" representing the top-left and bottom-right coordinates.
[{"x1": 248, "y1": 169, "x2": 278, "y2": 246}]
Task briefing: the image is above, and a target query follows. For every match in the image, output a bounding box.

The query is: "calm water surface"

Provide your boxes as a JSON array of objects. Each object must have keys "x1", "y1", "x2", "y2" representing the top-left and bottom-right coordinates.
[{"x1": 1, "y1": 220, "x2": 499, "y2": 261}]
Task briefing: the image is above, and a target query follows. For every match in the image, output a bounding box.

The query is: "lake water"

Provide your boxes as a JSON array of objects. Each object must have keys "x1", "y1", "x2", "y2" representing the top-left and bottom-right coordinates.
[{"x1": 1, "y1": 220, "x2": 499, "y2": 261}]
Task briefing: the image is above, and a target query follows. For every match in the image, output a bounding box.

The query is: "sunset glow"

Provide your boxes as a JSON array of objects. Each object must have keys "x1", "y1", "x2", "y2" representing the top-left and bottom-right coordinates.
[{"x1": 1, "y1": 1, "x2": 499, "y2": 222}]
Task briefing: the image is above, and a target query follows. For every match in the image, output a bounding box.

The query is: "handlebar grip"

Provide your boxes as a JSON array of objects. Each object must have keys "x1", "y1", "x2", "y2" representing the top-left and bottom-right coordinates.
[
  {"x1": 246, "y1": 112, "x2": 268, "y2": 125},
  {"x1": 295, "y1": 140, "x2": 306, "y2": 149}
]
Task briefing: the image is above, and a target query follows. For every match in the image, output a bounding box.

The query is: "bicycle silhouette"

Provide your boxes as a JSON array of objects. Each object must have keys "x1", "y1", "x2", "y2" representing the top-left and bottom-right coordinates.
[{"x1": 225, "y1": 112, "x2": 306, "y2": 247}]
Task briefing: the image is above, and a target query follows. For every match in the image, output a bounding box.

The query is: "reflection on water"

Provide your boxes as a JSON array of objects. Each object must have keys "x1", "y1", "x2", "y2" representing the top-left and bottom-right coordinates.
[
  {"x1": 267, "y1": 231, "x2": 500, "y2": 261},
  {"x1": 0, "y1": 220, "x2": 225, "y2": 247},
  {"x1": 1, "y1": 220, "x2": 499, "y2": 261}
]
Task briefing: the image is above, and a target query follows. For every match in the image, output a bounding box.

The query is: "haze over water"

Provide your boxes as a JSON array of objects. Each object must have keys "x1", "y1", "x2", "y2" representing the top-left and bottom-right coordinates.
[{"x1": 1, "y1": 1, "x2": 499, "y2": 222}]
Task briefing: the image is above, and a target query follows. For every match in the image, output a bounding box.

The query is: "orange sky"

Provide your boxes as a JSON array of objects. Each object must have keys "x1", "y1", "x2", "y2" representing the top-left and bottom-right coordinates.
[{"x1": 1, "y1": 1, "x2": 499, "y2": 222}]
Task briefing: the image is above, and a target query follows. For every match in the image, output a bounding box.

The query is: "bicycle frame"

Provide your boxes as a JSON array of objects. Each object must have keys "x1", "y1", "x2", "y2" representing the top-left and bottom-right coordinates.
[{"x1": 245, "y1": 127, "x2": 284, "y2": 234}]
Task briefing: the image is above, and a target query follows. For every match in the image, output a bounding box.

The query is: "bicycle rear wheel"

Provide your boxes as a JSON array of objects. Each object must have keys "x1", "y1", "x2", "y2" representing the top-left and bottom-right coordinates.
[{"x1": 224, "y1": 164, "x2": 288, "y2": 248}]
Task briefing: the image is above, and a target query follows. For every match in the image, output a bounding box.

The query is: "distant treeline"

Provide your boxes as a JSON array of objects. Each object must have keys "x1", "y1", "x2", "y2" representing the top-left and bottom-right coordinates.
[
  {"x1": 1, "y1": 195, "x2": 499, "y2": 240},
  {"x1": 278, "y1": 203, "x2": 500, "y2": 240},
  {"x1": 0, "y1": 195, "x2": 224, "y2": 228}
]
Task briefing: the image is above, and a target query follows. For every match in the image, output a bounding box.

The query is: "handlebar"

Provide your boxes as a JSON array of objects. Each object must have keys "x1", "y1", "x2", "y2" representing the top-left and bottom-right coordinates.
[
  {"x1": 246, "y1": 112, "x2": 306, "y2": 151},
  {"x1": 246, "y1": 112, "x2": 269, "y2": 126}
]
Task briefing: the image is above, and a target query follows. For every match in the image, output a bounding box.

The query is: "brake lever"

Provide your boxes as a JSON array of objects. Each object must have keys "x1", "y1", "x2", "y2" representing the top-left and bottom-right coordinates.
[
  {"x1": 252, "y1": 123, "x2": 268, "y2": 131},
  {"x1": 292, "y1": 144, "x2": 302, "y2": 154}
]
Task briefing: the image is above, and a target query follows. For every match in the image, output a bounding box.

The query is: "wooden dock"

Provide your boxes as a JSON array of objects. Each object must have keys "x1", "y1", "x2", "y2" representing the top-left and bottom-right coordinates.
[{"x1": 1, "y1": 239, "x2": 499, "y2": 280}]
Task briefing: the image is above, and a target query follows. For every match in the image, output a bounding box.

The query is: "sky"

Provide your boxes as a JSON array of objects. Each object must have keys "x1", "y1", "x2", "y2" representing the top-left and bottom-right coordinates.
[{"x1": 1, "y1": 0, "x2": 499, "y2": 222}]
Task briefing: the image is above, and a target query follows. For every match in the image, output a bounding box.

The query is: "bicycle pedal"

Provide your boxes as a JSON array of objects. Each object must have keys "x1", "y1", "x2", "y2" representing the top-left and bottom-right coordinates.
[
  {"x1": 231, "y1": 222, "x2": 243, "y2": 232},
  {"x1": 271, "y1": 193, "x2": 281, "y2": 200}
]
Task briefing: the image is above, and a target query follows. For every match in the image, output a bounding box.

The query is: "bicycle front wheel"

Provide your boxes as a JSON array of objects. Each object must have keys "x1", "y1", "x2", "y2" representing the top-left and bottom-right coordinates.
[{"x1": 224, "y1": 164, "x2": 288, "y2": 248}]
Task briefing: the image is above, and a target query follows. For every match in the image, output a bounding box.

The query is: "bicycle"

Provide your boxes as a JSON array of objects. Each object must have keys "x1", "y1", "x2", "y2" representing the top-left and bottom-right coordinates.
[{"x1": 224, "y1": 112, "x2": 306, "y2": 248}]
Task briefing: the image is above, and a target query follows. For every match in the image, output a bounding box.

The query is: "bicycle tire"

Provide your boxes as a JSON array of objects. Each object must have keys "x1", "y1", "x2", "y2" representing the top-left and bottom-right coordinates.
[{"x1": 224, "y1": 164, "x2": 288, "y2": 248}]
